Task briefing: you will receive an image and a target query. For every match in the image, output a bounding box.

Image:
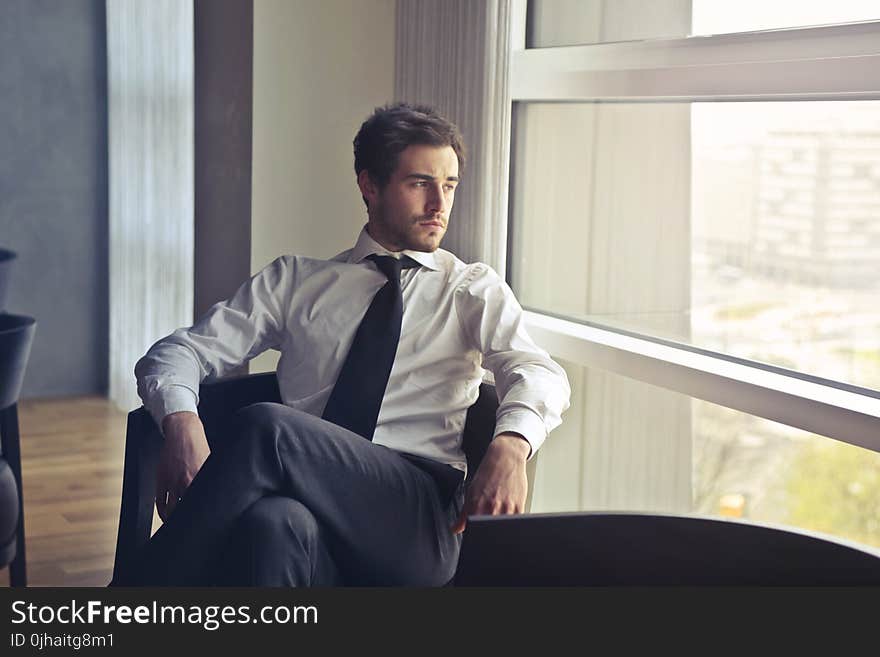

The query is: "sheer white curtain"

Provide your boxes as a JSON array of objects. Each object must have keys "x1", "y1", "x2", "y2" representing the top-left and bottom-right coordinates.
[
  {"x1": 106, "y1": 0, "x2": 194, "y2": 411},
  {"x1": 395, "y1": 0, "x2": 513, "y2": 272}
]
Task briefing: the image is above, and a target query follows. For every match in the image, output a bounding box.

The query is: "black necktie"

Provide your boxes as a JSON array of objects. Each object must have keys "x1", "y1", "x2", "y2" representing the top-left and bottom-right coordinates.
[{"x1": 322, "y1": 254, "x2": 419, "y2": 440}]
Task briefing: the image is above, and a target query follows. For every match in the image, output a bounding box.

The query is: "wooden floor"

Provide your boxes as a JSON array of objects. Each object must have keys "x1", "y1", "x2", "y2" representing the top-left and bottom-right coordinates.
[{"x1": 1, "y1": 396, "x2": 130, "y2": 587}]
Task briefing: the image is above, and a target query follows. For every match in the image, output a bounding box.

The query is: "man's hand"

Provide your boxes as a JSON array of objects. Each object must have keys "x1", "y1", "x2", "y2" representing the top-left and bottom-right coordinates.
[
  {"x1": 451, "y1": 432, "x2": 531, "y2": 534},
  {"x1": 156, "y1": 411, "x2": 211, "y2": 522}
]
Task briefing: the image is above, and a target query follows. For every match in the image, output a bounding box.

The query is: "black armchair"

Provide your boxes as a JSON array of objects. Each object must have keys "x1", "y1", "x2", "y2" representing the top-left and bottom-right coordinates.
[
  {"x1": 112, "y1": 372, "x2": 511, "y2": 583},
  {"x1": 0, "y1": 312, "x2": 37, "y2": 587}
]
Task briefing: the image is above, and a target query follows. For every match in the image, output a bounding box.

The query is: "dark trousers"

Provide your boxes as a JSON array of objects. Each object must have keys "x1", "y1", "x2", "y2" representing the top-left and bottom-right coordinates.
[{"x1": 119, "y1": 403, "x2": 464, "y2": 586}]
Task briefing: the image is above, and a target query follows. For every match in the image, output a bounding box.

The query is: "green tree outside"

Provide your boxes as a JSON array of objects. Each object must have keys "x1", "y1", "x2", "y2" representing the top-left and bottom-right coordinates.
[{"x1": 786, "y1": 438, "x2": 880, "y2": 548}]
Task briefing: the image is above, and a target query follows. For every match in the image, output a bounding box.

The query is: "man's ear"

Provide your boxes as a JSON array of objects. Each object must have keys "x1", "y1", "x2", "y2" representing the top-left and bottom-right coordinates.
[{"x1": 357, "y1": 170, "x2": 380, "y2": 208}]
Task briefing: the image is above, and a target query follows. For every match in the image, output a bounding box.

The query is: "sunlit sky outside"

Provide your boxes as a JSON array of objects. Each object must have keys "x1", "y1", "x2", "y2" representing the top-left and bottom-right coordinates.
[
  {"x1": 691, "y1": 0, "x2": 880, "y2": 35},
  {"x1": 692, "y1": 102, "x2": 880, "y2": 149}
]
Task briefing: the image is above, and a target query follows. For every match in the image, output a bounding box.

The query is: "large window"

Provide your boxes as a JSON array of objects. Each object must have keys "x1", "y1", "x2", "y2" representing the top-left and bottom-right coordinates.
[{"x1": 510, "y1": 0, "x2": 880, "y2": 549}]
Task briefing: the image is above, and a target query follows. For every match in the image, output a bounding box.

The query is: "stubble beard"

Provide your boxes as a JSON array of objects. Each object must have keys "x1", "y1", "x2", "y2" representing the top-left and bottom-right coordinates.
[
  {"x1": 372, "y1": 210, "x2": 445, "y2": 253},
  {"x1": 408, "y1": 217, "x2": 445, "y2": 252}
]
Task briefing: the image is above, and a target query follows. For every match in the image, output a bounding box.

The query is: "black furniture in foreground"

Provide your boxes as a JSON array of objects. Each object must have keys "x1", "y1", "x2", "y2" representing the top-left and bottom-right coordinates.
[
  {"x1": 454, "y1": 511, "x2": 880, "y2": 585},
  {"x1": 0, "y1": 312, "x2": 37, "y2": 587},
  {"x1": 113, "y1": 372, "x2": 506, "y2": 583}
]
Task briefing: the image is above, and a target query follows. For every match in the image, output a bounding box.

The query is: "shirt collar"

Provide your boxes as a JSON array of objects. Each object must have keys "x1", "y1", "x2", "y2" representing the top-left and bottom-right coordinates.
[{"x1": 346, "y1": 226, "x2": 440, "y2": 271}]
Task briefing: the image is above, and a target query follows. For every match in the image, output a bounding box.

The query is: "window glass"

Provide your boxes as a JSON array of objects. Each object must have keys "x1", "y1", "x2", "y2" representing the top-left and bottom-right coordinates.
[
  {"x1": 531, "y1": 360, "x2": 880, "y2": 550},
  {"x1": 528, "y1": 0, "x2": 880, "y2": 48},
  {"x1": 692, "y1": 0, "x2": 880, "y2": 36},
  {"x1": 509, "y1": 100, "x2": 880, "y2": 391}
]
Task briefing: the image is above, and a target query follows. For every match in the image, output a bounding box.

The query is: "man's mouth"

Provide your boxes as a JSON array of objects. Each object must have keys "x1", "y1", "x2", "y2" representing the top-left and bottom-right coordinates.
[{"x1": 419, "y1": 218, "x2": 445, "y2": 228}]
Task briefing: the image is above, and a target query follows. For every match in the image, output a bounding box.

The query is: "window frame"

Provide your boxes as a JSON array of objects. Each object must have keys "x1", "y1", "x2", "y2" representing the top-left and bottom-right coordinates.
[
  {"x1": 508, "y1": 0, "x2": 880, "y2": 454},
  {"x1": 513, "y1": 17, "x2": 880, "y2": 102}
]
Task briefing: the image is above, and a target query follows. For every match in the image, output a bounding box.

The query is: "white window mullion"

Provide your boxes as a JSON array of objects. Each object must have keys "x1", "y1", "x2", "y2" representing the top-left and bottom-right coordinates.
[
  {"x1": 512, "y1": 21, "x2": 880, "y2": 102},
  {"x1": 513, "y1": 54, "x2": 880, "y2": 102}
]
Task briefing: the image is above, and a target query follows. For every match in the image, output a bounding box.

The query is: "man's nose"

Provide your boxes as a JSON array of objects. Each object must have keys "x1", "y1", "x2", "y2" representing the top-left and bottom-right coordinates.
[{"x1": 426, "y1": 183, "x2": 447, "y2": 215}]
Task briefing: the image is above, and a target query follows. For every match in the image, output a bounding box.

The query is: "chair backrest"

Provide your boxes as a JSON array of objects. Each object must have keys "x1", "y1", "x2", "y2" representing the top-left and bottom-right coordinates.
[{"x1": 113, "y1": 372, "x2": 505, "y2": 581}]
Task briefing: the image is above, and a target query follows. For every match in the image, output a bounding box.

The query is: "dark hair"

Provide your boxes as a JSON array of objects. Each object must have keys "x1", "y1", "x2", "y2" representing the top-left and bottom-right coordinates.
[{"x1": 353, "y1": 102, "x2": 466, "y2": 190}]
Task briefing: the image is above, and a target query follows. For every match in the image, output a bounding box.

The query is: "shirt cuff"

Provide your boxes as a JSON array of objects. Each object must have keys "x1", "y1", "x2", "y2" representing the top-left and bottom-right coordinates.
[
  {"x1": 145, "y1": 385, "x2": 199, "y2": 435},
  {"x1": 493, "y1": 409, "x2": 548, "y2": 461}
]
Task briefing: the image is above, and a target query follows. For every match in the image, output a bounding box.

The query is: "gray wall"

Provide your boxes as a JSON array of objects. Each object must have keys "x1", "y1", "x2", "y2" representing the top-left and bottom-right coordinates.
[
  {"x1": 0, "y1": 0, "x2": 108, "y2": 399},
  {"x1": 194, "y1": 0, "x2": 253, "y2": 378},
  {"x1": 194, "y1": 0, "x2": 253, "y2": 321}
]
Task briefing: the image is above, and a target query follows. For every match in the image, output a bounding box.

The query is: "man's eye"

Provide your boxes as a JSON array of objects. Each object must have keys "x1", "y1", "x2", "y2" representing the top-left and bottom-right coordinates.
[{"x1": 444, "y1": 185, "x2": 456, "y2": 192}]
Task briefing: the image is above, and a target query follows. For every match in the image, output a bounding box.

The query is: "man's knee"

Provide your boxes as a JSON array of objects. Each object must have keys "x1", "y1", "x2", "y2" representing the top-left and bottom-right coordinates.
[
  {"x1": 233, "y1": 402, "x2": 284, "y2": 435},
  {"x1": 238, "y1": 496, "x2": 319, "y2": 547},
  {"x1": 229, "y1": 402, "x2": 296, "y2": 458},
  {"x1": 232, "y1": 402, "x2": 319, "y2": 446},
  {"x1": 230, "y1": 404, "x2": 346, "y2": 471}
]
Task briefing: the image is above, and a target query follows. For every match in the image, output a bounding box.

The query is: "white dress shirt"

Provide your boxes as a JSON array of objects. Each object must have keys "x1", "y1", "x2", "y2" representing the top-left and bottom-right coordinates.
[{"x1": 135, "y1": 228, "x2": 571, "y2": 475}]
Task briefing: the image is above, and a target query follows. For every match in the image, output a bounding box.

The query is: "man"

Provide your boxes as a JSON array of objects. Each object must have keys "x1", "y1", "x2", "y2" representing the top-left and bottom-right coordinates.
[{"x1": 119, "y1": 103, "x2": 570, "y2": 586}]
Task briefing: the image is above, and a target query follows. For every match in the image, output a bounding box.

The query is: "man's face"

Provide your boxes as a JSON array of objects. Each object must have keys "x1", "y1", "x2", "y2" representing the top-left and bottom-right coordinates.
[{"x1": 359, "y1": 144, "x2": 460, "y2": 253}]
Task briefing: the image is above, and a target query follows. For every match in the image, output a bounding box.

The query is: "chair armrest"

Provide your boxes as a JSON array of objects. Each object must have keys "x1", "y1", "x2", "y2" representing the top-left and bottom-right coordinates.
[
  {"x1": 112, "y1": 408, "x2": 161, "y2": 583},
  {"x1": 112, "y1": 371, "x2": 281, "y2": 583}
]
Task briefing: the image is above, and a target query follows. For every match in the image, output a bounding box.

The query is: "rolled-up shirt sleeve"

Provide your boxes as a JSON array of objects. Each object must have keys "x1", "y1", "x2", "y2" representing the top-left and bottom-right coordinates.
[
  {"x1": 455, "y1": 263, "x2": 571, "y2": 458},
  {"x1": 135, "y1": 256, "x2": 291, "y2": 430}
]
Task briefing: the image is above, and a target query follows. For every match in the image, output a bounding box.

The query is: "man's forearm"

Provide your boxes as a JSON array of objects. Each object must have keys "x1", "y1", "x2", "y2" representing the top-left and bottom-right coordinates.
[
  {"x1": 492, "y1": 432, "x2": 531, "y2": 460},
  {"x1": 162, "y1": 410, "x2": 201, "y2": 436},
  {"x1": 155, "y1": 410, "x2": 210, "y2": 520}
]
